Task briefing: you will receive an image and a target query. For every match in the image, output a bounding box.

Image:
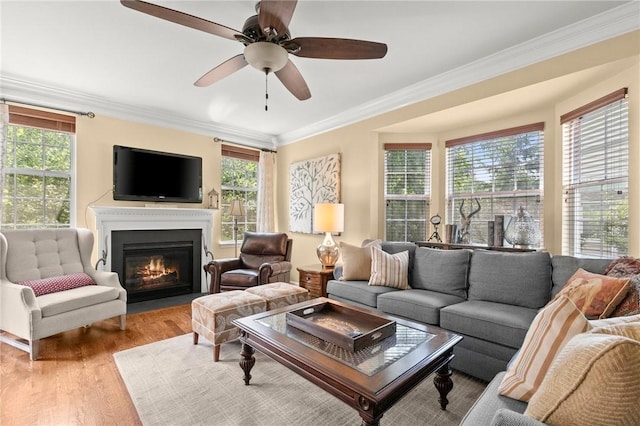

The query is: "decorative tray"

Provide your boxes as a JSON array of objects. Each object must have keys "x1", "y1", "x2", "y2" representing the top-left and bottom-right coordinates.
[{"x1": 285, "y1": 301, "x2": 396, "y2": 352}]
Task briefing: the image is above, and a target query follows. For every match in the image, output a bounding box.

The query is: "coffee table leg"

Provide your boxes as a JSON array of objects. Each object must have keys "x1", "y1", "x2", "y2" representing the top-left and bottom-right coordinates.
[
  {"x1": 433, "y1": 362, "x2": 453, "y2": 410},
  {"x1": 239, "y1": 341, "x2": 255, "y2": 386}
]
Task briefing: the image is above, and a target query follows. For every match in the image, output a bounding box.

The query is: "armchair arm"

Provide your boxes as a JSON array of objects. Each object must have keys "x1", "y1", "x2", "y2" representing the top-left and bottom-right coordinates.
[
  {"x1": 491, "y1": 409, "x2": 546, "y2": 426},
  {"x1": 258, "y1": 260, "x2": 292, "y2": 284},
  {"x1": 0, "y1": 279, "x2": 41, "y2": 339},
  {"x1": 84, "y1": 269, "x2": 127, "y2": 302},
  {"x1": 204, "y1": 258, "x2": 243, "y2": 293}
]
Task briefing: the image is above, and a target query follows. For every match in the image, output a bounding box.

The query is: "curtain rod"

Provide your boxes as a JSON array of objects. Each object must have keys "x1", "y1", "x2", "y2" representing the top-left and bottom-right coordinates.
[
  {"x1": 1, "y1": 98, "x2": 95, "y2": 118},
  {"x1": 213, "y1": 137, "x2": 276, "y2": 153}
]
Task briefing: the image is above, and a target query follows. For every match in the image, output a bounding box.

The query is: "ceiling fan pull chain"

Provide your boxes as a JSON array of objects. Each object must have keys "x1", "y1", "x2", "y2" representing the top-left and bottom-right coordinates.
[{"x1": 265, "y1": 70, "x2": 269, "y2": 111}]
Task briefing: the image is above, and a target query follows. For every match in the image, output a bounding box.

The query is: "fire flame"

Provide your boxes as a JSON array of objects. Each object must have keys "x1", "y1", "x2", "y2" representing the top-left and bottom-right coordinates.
[{"x1": 144, "y1": 256, "x2": 176, "y2": 279}]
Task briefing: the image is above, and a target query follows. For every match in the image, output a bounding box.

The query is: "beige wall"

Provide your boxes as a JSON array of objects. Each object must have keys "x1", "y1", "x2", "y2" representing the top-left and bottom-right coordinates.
[
  {"x1": 75, "y1": 116, "x2": 226, "y2": 260},
  {"x1": 278, "y1": 33, "x2": 640, "y2": 280},
  {"x1": 73, "y1": 32, "x2": 639, "y2": 275}
]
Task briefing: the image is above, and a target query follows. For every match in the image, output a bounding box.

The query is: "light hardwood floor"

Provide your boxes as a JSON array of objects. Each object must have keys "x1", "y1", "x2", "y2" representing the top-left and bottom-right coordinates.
[{"x1": 0, "y1": 304, "x2": 192, "y2": 425}]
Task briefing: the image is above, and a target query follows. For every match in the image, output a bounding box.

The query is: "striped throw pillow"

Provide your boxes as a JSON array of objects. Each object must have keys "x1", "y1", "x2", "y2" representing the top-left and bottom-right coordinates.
[
  {"x1": 498, "y1": 295, "x2": 591, "y2": 402},
  {"x1": 368, "y1": 246, "x2": 410, "y2": 289}
]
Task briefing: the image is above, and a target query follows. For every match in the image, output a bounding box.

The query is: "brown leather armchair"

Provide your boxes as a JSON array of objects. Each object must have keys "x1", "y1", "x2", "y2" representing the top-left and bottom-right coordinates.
[{"x1": 204, "y1": 232, "x2": 293, "y2": 293}]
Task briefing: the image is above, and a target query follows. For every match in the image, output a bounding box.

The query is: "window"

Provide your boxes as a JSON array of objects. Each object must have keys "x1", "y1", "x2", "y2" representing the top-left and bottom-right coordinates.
[
  {"x1": 562, "y1": 88, "x2": 628, "y2": 258},
  {"x1": 220, "y1": 144, "x2": 259, "y2": 242},
  {"x1": 384, "y1": 144, "x2": 431, "y2": 242},
  {"x1": 1, "y1": 106, "x2": 75, "y2": 229},
  {"x1": 445, "y1": 123, "x2": 544, "y2": 246}
]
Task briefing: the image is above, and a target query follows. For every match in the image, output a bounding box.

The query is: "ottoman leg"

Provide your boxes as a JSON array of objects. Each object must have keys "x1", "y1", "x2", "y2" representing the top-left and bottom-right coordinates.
[
  {"x1": 193, "y1": 332, "x2": 199, "y2": 345},
  {"x1": 213, "y1": 344, "x2": 221, "y2": 362}
]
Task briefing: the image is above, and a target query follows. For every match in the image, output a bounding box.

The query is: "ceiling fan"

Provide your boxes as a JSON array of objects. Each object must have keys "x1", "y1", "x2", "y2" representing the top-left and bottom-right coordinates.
[{"x1": 120, "y1": 0, "x2": 388, "y2": 104}]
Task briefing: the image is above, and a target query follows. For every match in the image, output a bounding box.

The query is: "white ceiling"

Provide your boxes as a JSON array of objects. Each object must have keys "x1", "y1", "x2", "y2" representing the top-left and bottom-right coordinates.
[{"x1": 1, "y1": 1, "x2": 638, "y2": 149}]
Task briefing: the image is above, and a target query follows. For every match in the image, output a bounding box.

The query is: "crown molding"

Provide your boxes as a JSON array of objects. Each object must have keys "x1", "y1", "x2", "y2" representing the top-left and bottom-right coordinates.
[
  {"x1": 0, "y1": 75, "x2": 277, "y2": 151},
  {"x1": 275, "y1": 2, "x2": 640, "y2": 145}
]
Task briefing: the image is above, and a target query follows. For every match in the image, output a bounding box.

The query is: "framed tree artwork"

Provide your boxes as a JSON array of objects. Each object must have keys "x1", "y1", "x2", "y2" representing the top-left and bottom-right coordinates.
[{"x1": 289, "y1": 153, "x2": 341, "y2": 233}]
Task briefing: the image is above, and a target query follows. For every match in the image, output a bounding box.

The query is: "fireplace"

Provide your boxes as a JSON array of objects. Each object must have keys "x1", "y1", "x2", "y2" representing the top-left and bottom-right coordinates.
[{"x1": 112, "y1": 229, "x2": 202, "y2": 303}]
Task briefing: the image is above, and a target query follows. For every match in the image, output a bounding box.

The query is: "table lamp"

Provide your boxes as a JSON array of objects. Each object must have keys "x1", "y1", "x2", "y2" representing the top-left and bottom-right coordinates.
[
  {"x1": 313, "y1": 203, "x2": 344, "y2": 268},
  {"x1": 229, "y1": 199, "x2": 245, "y2": 257}
]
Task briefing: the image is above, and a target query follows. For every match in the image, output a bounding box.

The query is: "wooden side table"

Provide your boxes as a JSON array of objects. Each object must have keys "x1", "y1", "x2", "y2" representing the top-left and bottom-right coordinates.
[{"x1": 297, "y1": 264, "x2": 335, "y2": 298}]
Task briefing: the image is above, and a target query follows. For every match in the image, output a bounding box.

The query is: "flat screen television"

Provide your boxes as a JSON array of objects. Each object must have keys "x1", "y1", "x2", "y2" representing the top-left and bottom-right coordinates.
[{"x1": 113, "y1": 145, "x2": 202, "y2": 203}]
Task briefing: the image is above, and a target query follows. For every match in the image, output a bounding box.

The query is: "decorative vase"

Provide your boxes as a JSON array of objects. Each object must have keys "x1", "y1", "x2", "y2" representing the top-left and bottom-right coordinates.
[{"x1": 504, "y1": 207, "x2": 540, "y2": 248}]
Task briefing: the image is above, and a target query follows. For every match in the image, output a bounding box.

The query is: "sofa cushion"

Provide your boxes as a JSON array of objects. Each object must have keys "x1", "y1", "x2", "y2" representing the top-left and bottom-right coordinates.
[
  {"x1": 19, "y1": 272, "x2": 96, "y2": 296},
  {"x1": 440, "y1": 300, "x2": 538, "y2": 349},
  {"x1": 498, "y1": 296, "x2": 590, "y2": 402},
  {"x1": 605, "y1": 256, "x2": 640, "y2": 317},
  {"x1": 368, "y1": 247, "x2": 410, "y2": 289},
  {"x1": 550, "y1": 255, "x2": 611, "y2": 297},
  {"x1": 326, "y1": 279, "x2": 398, "y2": 308},
  {"x1": 468, "y1": 251, "x2": 551, "y2": 309},
  {"x1": 338, "y1": 240, "x2": 381, "y2": 280},
  {"x1": 37, "y1": 285, "x2": 121, "y2": 317},
  {"x1": 525, "y1": 322, "x2": 640, "y2": 425},
  {"x1": 377, "y1": 289, "x2": 465, "y2": 325},
  {"x1": 551, "y1": 268, "x2": 630, "y2": 319},
  {"x1": 411, "y1": 247, "x2": 470, "y2": 299}
]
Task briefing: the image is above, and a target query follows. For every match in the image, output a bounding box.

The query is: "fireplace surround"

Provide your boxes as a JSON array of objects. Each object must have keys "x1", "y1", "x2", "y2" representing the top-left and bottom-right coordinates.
[
  {"x1": 112, "y1": 229, "x2": 201, "y2": 303},
  {"x1": 91, "y1": 207, "x2": 214, "y2": 299}
]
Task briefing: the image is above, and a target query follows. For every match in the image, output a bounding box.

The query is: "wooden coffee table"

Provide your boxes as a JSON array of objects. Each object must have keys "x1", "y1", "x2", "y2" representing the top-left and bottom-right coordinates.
[{"x1": 232, "y1": 298, "x2": 462, "y2": 426}]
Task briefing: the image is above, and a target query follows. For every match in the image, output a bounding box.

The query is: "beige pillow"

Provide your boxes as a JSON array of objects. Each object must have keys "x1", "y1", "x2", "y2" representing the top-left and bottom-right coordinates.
[
  {"x1": 498, "y1": 296, "x2": 590, "y2": 402},
  {"x1": 553, "y1": 268, "x2": 630, "y2": 319},
  {"x1": 589, "y1": 313, "x2": 640, "y2": 329},
  {"x1": 525, "y1": 323, "x2": 640, "y2": 425},
  {"x1": 368, "y1": 246, "x2": 410, "y2": 289},
  {"x1": 338, "y1": 240, "x2": 381, "y2": 281}
]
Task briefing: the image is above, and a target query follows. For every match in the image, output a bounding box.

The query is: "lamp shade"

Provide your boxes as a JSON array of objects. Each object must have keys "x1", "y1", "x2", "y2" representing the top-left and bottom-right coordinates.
[
  {"x1": 228, "y1": 199, "x2": 245, "y2": 217},
  {"x1": 313, "y1": 203, "x2": 344, "y2": 233}
]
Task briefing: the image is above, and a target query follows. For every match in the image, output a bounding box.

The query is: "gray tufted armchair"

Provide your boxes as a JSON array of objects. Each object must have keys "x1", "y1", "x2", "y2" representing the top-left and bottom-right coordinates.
[{"x1": 0, "y1": 228, "x2": 127, "y2": 360}]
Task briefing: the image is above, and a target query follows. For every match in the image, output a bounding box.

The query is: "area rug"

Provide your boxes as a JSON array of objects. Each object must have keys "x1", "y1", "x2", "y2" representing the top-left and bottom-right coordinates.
[{"x1": 114, "y1": 334, "x2": 486, "y2": 426}]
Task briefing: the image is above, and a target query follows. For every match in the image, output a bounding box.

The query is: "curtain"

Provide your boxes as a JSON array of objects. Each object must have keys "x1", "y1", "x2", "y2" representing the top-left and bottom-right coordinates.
[
  {"x1": 257, "y1": 150, "x2": 275, "y2": 232},
  {"x1": 0, "y1": 104, "x2": 8, "y2": 213}
]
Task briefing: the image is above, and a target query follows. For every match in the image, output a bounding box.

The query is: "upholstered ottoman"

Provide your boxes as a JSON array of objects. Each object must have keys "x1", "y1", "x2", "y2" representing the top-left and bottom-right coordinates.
[
  {"x1": 245, "y1": 282, "x2": 310, "y2": 310},
  {"x1": 192, "y1": 290, "x2": 267, "y2": 361}
]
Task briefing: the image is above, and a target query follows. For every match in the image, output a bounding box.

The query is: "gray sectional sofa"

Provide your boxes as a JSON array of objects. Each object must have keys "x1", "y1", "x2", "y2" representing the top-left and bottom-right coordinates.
[{"x1": 326, "y1": 242, "x2": 611, "y2": 382}]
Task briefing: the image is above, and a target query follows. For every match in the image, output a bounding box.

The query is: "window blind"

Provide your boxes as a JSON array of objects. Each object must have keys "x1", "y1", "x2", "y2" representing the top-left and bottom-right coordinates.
[
  {"x1": 562, "y1": 89, "x2": 628, "y2": 258},
  {"x1": 9, "y1": 105, "x2": 75, "y2": 133},
  {"x1": 445, "y1": 123, "x2": 544, "y2": 246},
  {"x1": 383, "y1": 144, "x2": 431, "y2": 242}
]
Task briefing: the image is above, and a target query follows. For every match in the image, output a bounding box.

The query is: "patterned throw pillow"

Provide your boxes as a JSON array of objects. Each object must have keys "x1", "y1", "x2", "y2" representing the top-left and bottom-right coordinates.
[
  {"x1": 553, "y1": 268, "x2": 630, "y2": 319},
  {"x1": 525, "y1": 322, "x2": 640, "y2": 425},
  {"x1": 19, "y1": 273, "x2": 96, "y2": 296},
  {"x1": 368, "y1": 246, "x2": 410, "y2": 289},
  {"x1": 338, "y1": 239, "x2": 382, "y2": 281},
  {"x1": 498, "y1": 296, "x2": 591, "y2": 402},
  {"x1": 605, "y1": 257, "x2": 640, "y2": 317}
]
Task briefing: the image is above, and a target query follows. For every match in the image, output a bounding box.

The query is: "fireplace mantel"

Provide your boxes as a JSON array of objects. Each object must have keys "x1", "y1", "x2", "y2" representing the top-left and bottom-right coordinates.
[{"x1": 90, "y1": 206, "x2": 215, "y2": 292}]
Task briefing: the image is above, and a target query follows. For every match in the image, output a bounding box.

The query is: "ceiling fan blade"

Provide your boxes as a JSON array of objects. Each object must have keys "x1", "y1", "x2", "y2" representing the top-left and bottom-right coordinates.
[
  {"x1": 286, "y1": 37, "x2": 388, "y2": 60},
  {"x1": 120, "y1": 0, "x2": 242, "y2": 41},
  {"x1": 258, "y1": 0, "x2": 297, "y2": 38},
  {"x1": 194, "y1": 54, "x2": 248, "y2": 87},
  {"x1": 275, "y1": 60, "x2": 311, "y2": 100}
]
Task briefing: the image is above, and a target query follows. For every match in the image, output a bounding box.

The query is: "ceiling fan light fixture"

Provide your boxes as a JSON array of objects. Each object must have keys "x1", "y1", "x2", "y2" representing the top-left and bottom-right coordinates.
[{"x1": 244, "y1": 42, "x2": 288, "y2": 73}]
